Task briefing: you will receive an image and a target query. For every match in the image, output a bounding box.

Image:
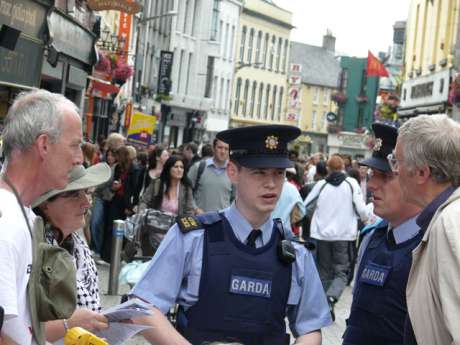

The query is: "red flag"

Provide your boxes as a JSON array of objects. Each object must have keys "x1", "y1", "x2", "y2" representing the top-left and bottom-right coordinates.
[{"x1": 367, "y1": 51, "x2": 389, "y2": 77}]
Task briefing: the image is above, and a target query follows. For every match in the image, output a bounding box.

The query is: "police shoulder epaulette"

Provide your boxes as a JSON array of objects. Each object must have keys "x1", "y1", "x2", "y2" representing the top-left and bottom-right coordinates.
[{"x1": 177, "y1": 216, "x2": 203, "y2": 233}]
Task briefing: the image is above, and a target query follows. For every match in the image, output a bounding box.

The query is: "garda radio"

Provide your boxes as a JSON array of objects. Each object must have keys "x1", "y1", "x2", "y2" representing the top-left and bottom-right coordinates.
[{"x1": 229, "y1": 275, "x2": 272, "y2": 298}]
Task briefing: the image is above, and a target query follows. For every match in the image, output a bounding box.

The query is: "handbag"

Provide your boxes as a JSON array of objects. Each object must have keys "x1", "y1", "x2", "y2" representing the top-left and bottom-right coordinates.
[
  {"x1": 141, "y1": 209, "x2": 176, "y2": 256},
  {"x1": 304, "y1": 182, "x2": 328, "y2": 221},
  {"x1": 2, "y1": 175, "x2": 77, "y2": 345}
]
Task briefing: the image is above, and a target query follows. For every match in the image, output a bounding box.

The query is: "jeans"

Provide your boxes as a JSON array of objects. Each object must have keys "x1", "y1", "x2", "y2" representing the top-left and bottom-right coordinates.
[{"x1": 90, "y1": 197, "x2": 105, "y2": 255}]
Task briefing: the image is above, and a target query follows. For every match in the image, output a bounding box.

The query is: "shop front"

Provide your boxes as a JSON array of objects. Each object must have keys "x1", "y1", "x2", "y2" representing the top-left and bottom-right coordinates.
[
  {"x1": 41, "y1": 8, "x2": 97, "y2": 113},
  {"x1": 327, "y1": 131, "x2": 371, "y2": 160},
  {"x1": 0, "y1": 0, "x2": 50, "y2": 122}
]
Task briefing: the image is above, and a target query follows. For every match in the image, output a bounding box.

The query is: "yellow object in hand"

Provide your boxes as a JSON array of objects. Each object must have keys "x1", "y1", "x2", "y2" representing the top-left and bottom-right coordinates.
[{"x1": 63, "y1": 327, "x2": 108, "y2": 345}]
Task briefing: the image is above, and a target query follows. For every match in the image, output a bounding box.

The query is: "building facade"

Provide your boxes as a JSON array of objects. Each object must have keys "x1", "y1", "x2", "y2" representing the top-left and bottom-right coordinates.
[
  {"x1": 230, "y1": 0, "x2": 293, "y2": 128},
  {"x1": 288, "y1": 35, "x2": 340, "y2": 154},
  {"x1": 399, "y1": 0, "x2": 460, "y2": 119}
]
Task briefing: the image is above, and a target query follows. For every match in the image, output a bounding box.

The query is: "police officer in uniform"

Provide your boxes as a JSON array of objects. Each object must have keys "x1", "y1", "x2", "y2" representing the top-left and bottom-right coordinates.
[
  {"x1": 131, "y1": 125, "x2": 332, "y2": 345},
  {"x1": 342, "y1": 123, "x2": 422, "y2": 345}
]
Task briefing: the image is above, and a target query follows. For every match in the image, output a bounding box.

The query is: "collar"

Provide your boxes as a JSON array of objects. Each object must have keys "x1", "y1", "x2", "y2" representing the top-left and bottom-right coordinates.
[
  {"x1": 389, "y1": 216, "x2": 420, "y2": 245},
  {"x1": 206, "y1": 157, "x2": 228, "y2": 169},
  {"x1": 223, "y1": 203, "x2": 273, "y2": 245},
  {"x1": 416, "y1": 186, "x2": 455, "y2": 230}
]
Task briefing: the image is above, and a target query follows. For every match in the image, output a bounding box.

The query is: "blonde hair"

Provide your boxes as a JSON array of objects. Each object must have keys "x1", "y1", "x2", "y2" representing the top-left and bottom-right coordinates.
[
  {"x1": 126, "y1": 145, "x2": 137, "y2": 161},
  {"x1": 106, "y1": 133, "x2": 125, "y2": 151}
]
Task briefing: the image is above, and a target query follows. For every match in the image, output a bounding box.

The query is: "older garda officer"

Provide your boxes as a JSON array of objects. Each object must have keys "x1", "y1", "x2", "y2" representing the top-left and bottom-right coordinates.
[
  {"x1": 131, "y1": 125, "x2": 332, "y2": 345},
  {"x1": 342, "y1": 123, "x2": 421, "y2": 345}
]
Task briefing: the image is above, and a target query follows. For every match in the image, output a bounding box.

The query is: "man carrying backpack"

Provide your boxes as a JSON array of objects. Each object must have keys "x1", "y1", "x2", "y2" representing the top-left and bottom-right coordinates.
[{"x1": 187, "y1": 139, "x2": 232, "y2": 213}]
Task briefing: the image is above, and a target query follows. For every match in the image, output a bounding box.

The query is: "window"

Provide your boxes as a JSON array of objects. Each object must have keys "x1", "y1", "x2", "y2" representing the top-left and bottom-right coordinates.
[
  {"x1": 218, "y1": 77, "x2": 224, "y2": 109},
  {"x1": 210, "y1": 0, "x2": 219, "y2": 40},
  {"x1": 321, "y1": 111, "x2": 327, "y2": 130},
  {"x1": 255, "y1": 31, "x2": 262, "y2": 66},
  {"x1": 264, "y1": 84, "x2": 271, "y2": 118},
  {"x1": 229, "y1": 26, "x2": 235, "y2": 61},
  {"x1": 339, "y1": 69, "x2": 348, "y2": 90},
  {"x1": 204, "y1": 56, "x2": 215, "y2": 98},
  {"x1": 182, "y1": 0, "x2": 189, "y2": 33},
  {"x1": 234, "y1": 78, "x2": 242, "y2": 115},
  {"x1": 282, "y1": 39, "x2": 288, "y2": 72},
  {"x1": 276, "y1": 37, "x2": 282, "y2": 72},
  {"x1": 263, "y1": 33, "x2": 269, "y2": 69},
  {"x1": 271, "y1": 85, "x2": 277, "y2": 120},
  {"x1": 312, "y1": 110, "x2": 317, "y2": 129},
  {"x1": 223, "y1": 23, "x2": 229, "y2": 58},
  {"x1": 277, "y1": 87, "x2": 284, "y2": 120},
  {"x1": 250, "y1": 81, "x2": 257, "y2": 118},
  {"x1": 185, "y1": 53, "x2": 193, "y2": 94},
  {"x1": 177, "y1": 49, "x2": 185, "y2": 93},
  {"x1": 242, "y1": 79, "x2": 250, "y2": 116},
  {"x1": 323, "y1": 88, "x2": 329, "y2": 105},
  {"x1": 218, "y1": 20, "x2": 224, "y2": 52},
  {"x1": 225, "y1": 79, "x2": 230, "y2": 112},
  {"x1": 269, "y1": 35, "x2": 276, "y2": 70},
  {"x1": 257, "y1": 83, "x2": 264, "y2": 118},
  {"x1": 247, "y1": 28, "x2": 254, "y2": 63},
  {"x1": 239, "y1": 26, "x2": 247, "y2": 63},
  {"x1": 313, "y1": 87, "x2": 319, "y2": 104}
]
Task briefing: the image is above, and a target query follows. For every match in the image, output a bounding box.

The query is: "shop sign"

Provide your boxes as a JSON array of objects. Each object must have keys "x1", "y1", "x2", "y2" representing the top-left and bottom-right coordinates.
[
  {"x1": 127, "y1": 112, "x2": 157, "y2": 147},
  {"x1": 47, "y1": 10, "x2": 96, "y2": 65},
  {"x1": 157, "y1": 51, "x2": 174, "y2": 96},
  {"x1": 0, "y1": 36, "x2": 43, "y2": 87},
  {"x1": 88, "y1": 0, "x2": 142, "y2": 14},
  {"x1": 0, "y1": 0, "x2": 47, "y2": 39},
  {"x1": 117, "y1": 10, "x2": 132, "y2": 63},
  {"x1": 400, "y1": 69, "x2": 450, "y2": 109}
]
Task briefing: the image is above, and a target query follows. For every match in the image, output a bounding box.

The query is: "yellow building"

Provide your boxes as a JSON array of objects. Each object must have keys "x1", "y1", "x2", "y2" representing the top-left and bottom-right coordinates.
[
  {"x1": 399, "y1": 0, "x2": 460, "y2": 118},
  {"x1": 229, "y1": 0, "x2": 293, "y2": 127},
  {"x1": 288, "y1": 39, "x2": 340, "y2": 153}
]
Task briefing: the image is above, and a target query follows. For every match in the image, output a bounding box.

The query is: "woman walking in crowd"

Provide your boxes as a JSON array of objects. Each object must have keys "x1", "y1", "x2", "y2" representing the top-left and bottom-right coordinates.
[
  {"x1": 139, "y1": 155, "x2": 195, "y2": 254},
  {"x1": 101, "y1": 146, "x2": 140, "y2": 262},
  {"x1": 142, "y1": 145, "x2": 170, "y2": 190},
  {"x1": 32, "y1": 163, "x2": 111, "y2": 343}
]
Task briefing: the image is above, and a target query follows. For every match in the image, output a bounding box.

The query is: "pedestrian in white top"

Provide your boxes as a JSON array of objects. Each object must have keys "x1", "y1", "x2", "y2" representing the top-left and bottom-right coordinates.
[
  {"x1": 304, "y1": 155, "x2": 370, "y2": 320},
  {"x1": 0, "y1": 90, "x2": 83, "y2": 345}
]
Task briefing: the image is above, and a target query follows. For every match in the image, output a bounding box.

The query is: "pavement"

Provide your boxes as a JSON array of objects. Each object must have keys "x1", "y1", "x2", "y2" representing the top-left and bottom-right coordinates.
[{"x1": 97, "y1": 262, "x2": 351, "y2": 345}]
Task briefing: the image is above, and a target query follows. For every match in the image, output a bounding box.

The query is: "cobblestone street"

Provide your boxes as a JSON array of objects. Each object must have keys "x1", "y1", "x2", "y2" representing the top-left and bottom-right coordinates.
[{"x1": 98, "y1": 263, "x2": 351, "y2": 345}]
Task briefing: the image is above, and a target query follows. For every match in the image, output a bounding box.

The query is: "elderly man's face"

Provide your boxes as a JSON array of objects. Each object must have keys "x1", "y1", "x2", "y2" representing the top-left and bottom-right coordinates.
[
  {"x1": 394, "y1": 139, "x2": 416, "y2": 205},
  {"x1": 46, "y1": 106, "x2": 83, "y2": 189}
]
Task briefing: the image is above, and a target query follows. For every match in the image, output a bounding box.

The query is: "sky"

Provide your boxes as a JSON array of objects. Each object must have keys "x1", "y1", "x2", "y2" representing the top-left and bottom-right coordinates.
[{"x1": 274, "y1": 0, "x2": 412, "y2": 57}]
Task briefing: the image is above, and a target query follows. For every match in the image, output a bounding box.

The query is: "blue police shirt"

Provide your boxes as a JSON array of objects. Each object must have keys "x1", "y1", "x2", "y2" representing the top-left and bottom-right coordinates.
[{"x1": 131, "y1": 203, "x2": 332, "y2": 336}]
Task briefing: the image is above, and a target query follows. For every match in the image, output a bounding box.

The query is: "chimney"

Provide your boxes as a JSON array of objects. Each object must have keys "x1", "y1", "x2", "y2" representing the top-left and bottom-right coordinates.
[{"x1": 322, "y1": 29, "x2": 335, "y2": 52}]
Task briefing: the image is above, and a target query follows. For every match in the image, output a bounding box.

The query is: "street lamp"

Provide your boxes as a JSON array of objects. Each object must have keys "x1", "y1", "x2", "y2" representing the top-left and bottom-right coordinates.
[{"x1": 132, "y1": 10, "x2": 178, "y2": 101}]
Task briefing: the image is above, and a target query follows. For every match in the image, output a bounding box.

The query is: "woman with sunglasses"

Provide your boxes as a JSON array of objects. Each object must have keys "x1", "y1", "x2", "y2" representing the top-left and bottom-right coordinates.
[{"x1": 32, "y1": 163, "x2": 111, "y2": 343}]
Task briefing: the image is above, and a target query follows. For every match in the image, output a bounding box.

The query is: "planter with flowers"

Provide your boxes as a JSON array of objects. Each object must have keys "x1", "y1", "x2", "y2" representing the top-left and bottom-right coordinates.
[{"x1": 94, "y1": 52, "x2": 134, "y2": 86}]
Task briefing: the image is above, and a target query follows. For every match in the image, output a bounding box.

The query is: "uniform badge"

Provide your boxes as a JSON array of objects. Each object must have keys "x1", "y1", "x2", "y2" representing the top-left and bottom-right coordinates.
[
  {"x1": 265, "y1": 135, "x2": 279, "y2": 150},
  {"x1": 178, "y1": 216, "x2": 202, "y2": 233},
  {"x1": 360, "y1": 261, "x2": 391, "y2": 287},
  {"x1": 373, "y1": 138, "x2": 383, "y2": 152},
  {"x1": 229, "y1": 275, "x2": 272, "y2": 298}
]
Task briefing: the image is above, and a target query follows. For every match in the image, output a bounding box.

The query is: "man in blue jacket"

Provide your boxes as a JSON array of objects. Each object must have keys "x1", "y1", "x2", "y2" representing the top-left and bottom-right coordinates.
[{"x1": 342, "y1": 123, "x2": 421, "y2": 345}]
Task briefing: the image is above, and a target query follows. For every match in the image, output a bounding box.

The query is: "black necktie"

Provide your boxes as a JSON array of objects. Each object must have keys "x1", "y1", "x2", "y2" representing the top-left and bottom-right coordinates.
[
  {"x1": 246, "y1": 229, "x2": 262, "y2": 248},
  {"x1": 387, "y1": 229, "x2": 396, "y2": 247}
]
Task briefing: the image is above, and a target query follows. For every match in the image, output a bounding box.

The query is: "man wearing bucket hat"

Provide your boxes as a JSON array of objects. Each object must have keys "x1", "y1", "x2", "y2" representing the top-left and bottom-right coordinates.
[
  {"x1": 32, "y1": 163, "x2": 111, "y2": 343},
  {"x1": 131, "y1": 125, "x2": 332, "y2": 345},
  {"x1": 342, "y1": 123, "x2": 421, "y2": 345}
]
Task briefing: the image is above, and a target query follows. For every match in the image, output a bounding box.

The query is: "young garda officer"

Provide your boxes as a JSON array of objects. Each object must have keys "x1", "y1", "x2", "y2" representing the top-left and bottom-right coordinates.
[{"x1": 131, "y1": 125, "x2": 332, "y2": 345}]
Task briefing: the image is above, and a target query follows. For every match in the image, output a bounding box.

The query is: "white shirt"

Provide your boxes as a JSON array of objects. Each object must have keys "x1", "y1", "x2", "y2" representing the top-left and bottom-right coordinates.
[
  {"x1": 0, "y1": 189, "x2": 36, "y2": 345},
  {"x1": 304, "y1": 177, "x2": 371, "y2": 241}
]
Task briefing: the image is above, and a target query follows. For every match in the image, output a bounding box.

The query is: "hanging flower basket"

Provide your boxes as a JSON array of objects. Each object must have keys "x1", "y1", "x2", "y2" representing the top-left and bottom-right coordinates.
[
  {"x1": 331, "y1": 91, "x2": 347, "y2": 104},
  {"x1": 94, "y1": 52, "x2": 112, "y2": 75}
]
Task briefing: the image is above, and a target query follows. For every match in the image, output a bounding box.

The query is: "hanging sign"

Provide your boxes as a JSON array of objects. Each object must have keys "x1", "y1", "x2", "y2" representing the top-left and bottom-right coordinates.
[{"x1": 88, "y1": 0, "x2": 142, "y2": 14}]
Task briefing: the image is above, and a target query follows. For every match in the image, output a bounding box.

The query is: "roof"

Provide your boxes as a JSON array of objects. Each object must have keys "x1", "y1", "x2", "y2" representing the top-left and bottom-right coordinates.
[{"x1": 289, "y1": 41, "x2": 341, "y2": 88}]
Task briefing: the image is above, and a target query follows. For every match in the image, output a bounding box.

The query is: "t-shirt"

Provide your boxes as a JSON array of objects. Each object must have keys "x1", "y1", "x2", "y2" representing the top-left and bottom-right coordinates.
[{"x1": 0, "y1": 189, "x2": 36, "y2": 345}]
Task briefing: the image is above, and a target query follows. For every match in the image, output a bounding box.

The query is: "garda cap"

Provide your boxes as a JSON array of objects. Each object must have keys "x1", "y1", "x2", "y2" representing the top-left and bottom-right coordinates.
[
  {"x1": 216, "y1": 125, "x2": 300, "y2": 168},
  {"x1": 360, "y1": 123, "x2": 398, "y2": 172}
]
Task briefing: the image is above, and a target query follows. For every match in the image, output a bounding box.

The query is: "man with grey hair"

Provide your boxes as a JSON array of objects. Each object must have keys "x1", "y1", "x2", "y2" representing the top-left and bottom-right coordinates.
[
  {"x1": 0, "y1": 89, "x2": 83, "y2": 345},
  {"x1": 389, "y1": 114, "x2": 460, "y2": 345}
]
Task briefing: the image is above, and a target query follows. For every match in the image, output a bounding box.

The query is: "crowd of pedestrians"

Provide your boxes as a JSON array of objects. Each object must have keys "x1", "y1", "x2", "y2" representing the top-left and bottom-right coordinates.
[{"x1": 1, "y1": 88, "x2": 460, "y2": 345}]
